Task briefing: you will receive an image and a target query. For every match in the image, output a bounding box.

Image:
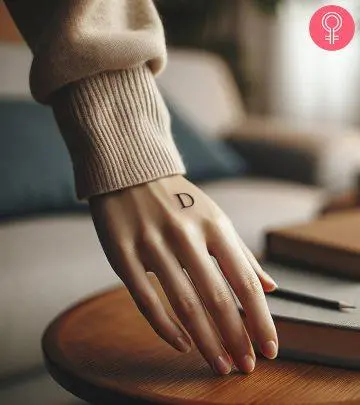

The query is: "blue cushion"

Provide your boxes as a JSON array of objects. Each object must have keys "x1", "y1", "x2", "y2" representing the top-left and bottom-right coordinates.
[
  {"x1": 0, "y1": 100, "x2": 86, "y2": 219},
  {"x1": 167, "y1": 101, "x2": 247, "y2": 182}
]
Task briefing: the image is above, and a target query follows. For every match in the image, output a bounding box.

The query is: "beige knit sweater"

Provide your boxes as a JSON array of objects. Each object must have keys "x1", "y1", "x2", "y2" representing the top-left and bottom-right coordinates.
[{"x1": 5, "y1": 0, "x2": 186, "y2": 199}]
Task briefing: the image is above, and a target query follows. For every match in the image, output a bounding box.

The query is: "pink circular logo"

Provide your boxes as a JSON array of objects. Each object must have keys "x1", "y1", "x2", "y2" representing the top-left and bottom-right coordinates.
[{"x1": 309, "y1": 5, "x2": 355, "y2": 51}]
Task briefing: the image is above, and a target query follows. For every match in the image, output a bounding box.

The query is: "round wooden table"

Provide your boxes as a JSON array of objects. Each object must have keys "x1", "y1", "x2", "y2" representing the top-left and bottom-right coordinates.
[{"x1": 42, "y1": 276, "x2": 360, "y2": 405}]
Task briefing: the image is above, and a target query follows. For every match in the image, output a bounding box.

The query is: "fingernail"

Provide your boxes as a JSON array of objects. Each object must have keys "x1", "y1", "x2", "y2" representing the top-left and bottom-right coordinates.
[
  {"x1": 261, "y1": 340, "x2": 278, "y2": 359},
  {"x1": 213, "y1": 355, "x2": 232, "y2": 375},
  {"x1": 174, "y1": 336, "x2": 191, "y2": 353},
  {"x1": 242, "y1": 355, "x2": 256, "y2": 374},
  {"x1": 265, "y1": 273, "x2": 278, "y2": 289}
]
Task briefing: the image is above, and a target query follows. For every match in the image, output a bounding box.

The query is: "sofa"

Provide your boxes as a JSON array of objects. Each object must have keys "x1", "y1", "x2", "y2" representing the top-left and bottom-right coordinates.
[{"x1": 1, "y1": 47, "x2": 360, "y2": 405}]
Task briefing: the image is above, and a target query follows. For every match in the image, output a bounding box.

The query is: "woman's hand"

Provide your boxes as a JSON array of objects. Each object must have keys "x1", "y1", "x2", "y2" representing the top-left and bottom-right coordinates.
[{"x1": 89, "y1": 175, "x2": 278, "y2": 375}]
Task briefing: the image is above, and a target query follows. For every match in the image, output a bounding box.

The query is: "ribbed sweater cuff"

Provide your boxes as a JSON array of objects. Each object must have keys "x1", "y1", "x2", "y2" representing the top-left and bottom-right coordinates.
[{"x1": 51, "y1": 66, "x2": 186, "y2": 200}]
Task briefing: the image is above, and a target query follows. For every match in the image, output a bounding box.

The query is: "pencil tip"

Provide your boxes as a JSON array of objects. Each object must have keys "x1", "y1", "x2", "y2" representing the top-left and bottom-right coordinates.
[{"x1": 340, "y1": 302, "x2": 356, "y2": 309}]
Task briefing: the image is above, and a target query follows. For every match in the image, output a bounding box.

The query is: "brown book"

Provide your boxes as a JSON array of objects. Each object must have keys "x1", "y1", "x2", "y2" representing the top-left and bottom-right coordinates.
[
  {"x1": 253, "y1": 262, "x2": 360, "y2": 370},
  {"x1": 214, "y1": 257, "x2": 360, "y2": 369},
  {"x1": 266, "y1": 210, "x2": 360, "y2": 280}
]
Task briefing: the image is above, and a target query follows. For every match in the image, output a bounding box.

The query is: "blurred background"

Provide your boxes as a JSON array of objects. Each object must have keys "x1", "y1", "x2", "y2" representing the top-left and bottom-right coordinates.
[
  {"x1": 3, "y1": 0, "x2": 360, "y2": 122},
  {"x1": 1, "y1": 1, "x2": 360, "y2": 404}
]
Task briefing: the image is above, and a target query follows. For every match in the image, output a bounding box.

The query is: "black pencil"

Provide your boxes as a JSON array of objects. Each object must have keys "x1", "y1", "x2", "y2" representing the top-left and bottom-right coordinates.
[{"x1": 268, "y1": 287, "x2": 356, "y2": 311}]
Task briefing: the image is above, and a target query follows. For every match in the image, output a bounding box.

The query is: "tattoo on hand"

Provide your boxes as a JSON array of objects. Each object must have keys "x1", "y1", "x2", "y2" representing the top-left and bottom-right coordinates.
[{"x1": 175, "y1": 193, "x2": 195, "y2": 209}]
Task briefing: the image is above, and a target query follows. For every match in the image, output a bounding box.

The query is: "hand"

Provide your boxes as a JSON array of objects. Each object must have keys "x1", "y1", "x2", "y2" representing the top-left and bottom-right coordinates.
[{"x1": 89, "y1": 175, "x2": 278, "y2": 375}]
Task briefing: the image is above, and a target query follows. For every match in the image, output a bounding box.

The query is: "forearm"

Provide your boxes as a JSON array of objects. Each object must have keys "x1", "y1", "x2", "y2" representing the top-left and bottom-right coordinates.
[{"x1": 5, "y1": 0, "x2": 186, "y2": 199}]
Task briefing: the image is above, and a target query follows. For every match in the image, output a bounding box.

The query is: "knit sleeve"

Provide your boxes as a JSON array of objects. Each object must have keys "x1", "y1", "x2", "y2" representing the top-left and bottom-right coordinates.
[{"x1": 5, "y1": 0, "x2": 186, "y2": 199}]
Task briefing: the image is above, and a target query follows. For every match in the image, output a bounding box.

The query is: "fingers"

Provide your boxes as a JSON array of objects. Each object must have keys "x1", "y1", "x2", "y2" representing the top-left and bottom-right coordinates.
[
  {"x1": 175, "y1": 241, "x2": 256, "y2": 374},
  {"x1": 117, "y1": 250, "x2": 192, "y2": 354},
  {"x1": 141, "y1": 241, "x2": 233, "y2": 375},
  {"x1": 237, "y1": 237, "x2": 278, "y2": 292},
  {"x1": 207, "y1": 226, "x2": 278, "y2": 361},
  {"x1": 89, "y1": 176, "x2": 278, "y2": 377}
]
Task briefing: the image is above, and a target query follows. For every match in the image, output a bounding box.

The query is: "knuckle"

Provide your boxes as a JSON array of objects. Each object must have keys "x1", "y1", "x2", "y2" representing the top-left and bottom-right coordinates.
[
  {"x1": 169, "y1": 217, "x2": 187, "y2": 235},
  {"x1": 167, "y1": 217, "x2": 198, "y2": 243},
  {"x1": 208, "y1": 288, "x2": 233, "y2": 313},
  {"x1": 206, "y1": 210, "x2": 231, "y2": 231},
  {"x1": 168, "y1": 216, "x2": 188, "y2": 233},
  {"x1": 117, "y1": 241, "x2": 137, "y2": 258},
  {"x1": 216, "y1": 213, "x2": 232, "y2": 229},
  {"x1": 176, "y1": 294, "x2": 200, "y2": 318},
  {"x1": 242, "y1": 275, "x2": 263, "y2": 298},
  {"x1": 137, "y1": 229, "x2": 162, "y2": 249}
]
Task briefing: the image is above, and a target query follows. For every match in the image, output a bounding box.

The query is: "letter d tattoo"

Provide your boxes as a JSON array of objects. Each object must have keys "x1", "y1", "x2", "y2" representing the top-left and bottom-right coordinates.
[{"x1": 175, "y1": 193, "x2": 195, "y2": 209}]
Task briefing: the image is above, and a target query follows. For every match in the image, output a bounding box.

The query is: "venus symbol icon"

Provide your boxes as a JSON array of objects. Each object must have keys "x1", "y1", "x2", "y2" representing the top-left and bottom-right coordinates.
[
  {"x1": 310, "y1": 5, "x2": 355, "y2": 51},
  {"x1": 322, "y1": 12, "x2": 343, "y2": 45}
]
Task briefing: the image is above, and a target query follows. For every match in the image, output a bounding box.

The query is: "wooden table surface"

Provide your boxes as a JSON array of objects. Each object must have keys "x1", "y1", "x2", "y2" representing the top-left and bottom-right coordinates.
[{"x1": 42, "y1": 275, "x2": 360, "y2": 405}]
